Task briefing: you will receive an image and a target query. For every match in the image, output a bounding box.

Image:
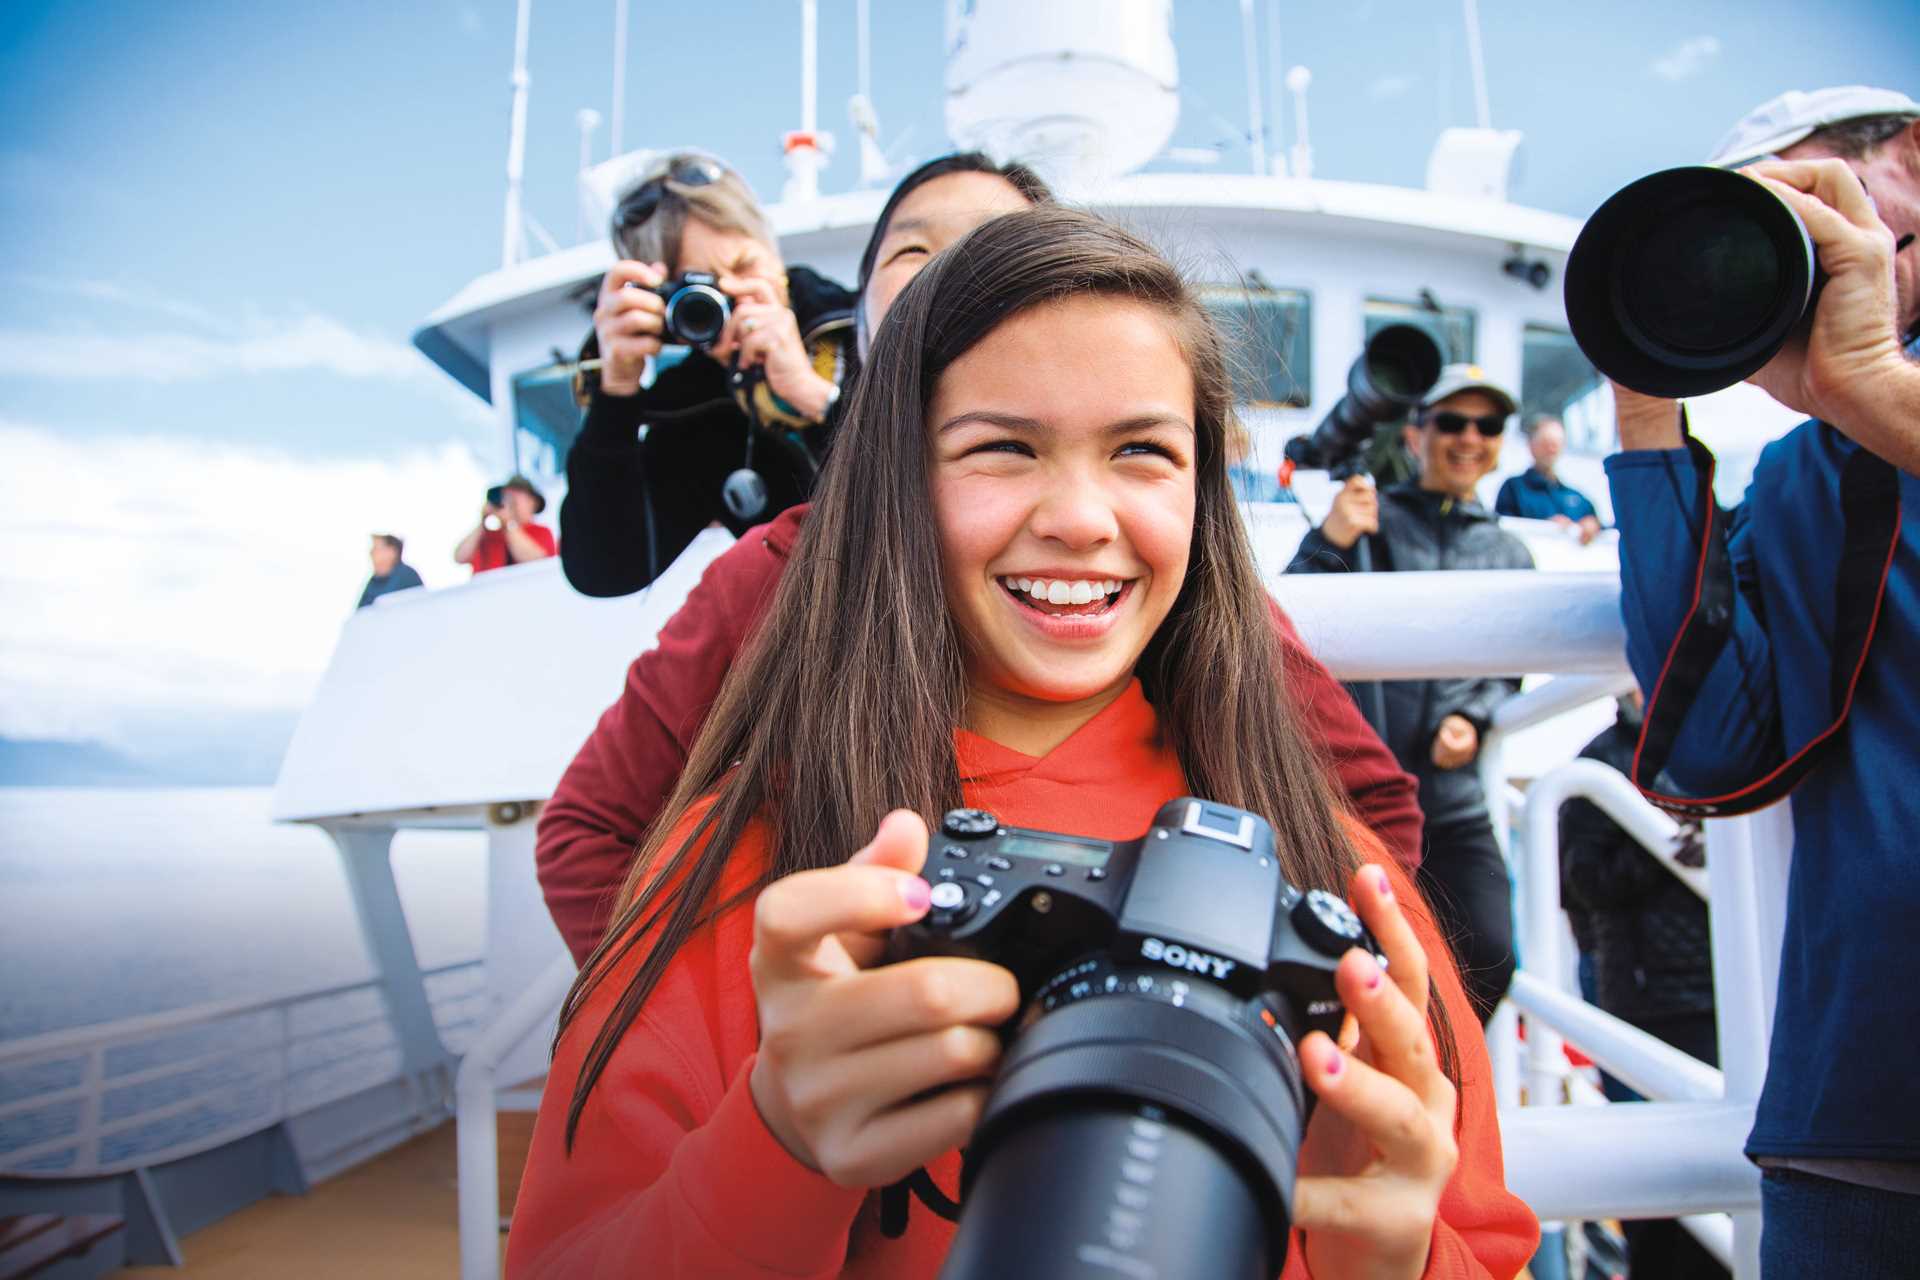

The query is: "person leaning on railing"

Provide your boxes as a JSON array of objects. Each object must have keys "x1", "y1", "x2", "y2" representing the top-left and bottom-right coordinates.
[
  {"x1": 531, "y1": 153, "x2": 1427, "y2": 970},
  {"x1": 1285, "y1": 366, "x2": 1534, "y2": 1025},
  {"x1": 1607, "y1": 88, "x2": 1920, "y2": 1274},
  {"x1": 560, "y1": 152, "x2": 858, "y2": 597}
]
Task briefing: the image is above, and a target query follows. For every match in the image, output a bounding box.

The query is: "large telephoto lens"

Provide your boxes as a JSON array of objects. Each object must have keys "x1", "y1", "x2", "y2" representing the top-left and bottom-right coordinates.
[
  {"x1": 1564, "y1": 165, "x2": 1815, "y2": 398},
  {"x1": 1284, "y1": 323, "x2": 1442, "y2": 475},
  {"x1": 939, "y1": 982, "x2": 1306, "y2": 1280}
]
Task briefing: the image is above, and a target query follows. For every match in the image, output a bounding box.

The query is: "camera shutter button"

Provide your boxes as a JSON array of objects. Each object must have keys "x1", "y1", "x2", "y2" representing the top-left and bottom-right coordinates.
[
  {"x1": 1292, "y1": 888, "x2": 1367, "y2": 958},
  {"x1": 927, "y1": 880, "x2": 976, "y2": 926}
]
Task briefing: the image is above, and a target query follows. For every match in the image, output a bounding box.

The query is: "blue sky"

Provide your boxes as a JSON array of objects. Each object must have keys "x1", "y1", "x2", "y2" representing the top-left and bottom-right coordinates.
[{"x1": 1, "y1": 0, "x2": 1915, "y2": 764}]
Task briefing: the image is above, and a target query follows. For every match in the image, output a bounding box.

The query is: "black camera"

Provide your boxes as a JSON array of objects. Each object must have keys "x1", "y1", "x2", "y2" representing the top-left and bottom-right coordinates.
[
  {"x1": 1283, "y1": 323, "x2": 1442, "y2": 478},
  {"x1": 485, "y1": 484, "x2": 505, "y2": 508},
  {"x1": 1565, "y1": 165, "x2": 1818, "y2": 398},
  {"x1": 891, "y1": 797, "x2": 1382, "y2": 1280},
  {"x1": 646, "y1": 271, "x2": 732, "y2": 349}
]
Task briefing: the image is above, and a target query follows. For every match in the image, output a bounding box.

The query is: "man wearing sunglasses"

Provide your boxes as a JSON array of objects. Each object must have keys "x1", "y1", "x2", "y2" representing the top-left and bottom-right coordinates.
[{"x1": 1288, "y1": 363, "x2": 1534, "y2": 1022}]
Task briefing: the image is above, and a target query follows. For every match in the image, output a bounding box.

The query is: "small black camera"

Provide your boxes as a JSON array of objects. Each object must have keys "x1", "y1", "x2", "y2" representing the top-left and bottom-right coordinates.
[
  {"x1": 485, "y1": 484, "x2": 505, "y2": 508},
  {"x1": 892, "y1": 797, "x2": 1382, "y2": 1280},
  {"x1": 645, "y1": 271, "x2": 731, "y2": 349}
]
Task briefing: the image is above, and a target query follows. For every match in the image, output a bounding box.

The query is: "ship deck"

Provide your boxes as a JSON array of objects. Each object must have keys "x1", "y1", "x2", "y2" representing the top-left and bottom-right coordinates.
[{"x1": 110, "y1": 1113, "x2": 533, "y2": 1279}]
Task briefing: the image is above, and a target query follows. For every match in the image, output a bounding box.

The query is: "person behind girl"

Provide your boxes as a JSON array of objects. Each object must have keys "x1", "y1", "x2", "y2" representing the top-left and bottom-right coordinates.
[
  {"x1": 562, "y1": 151, "x2": 859, "y2": 597},
  {"x1": 533, "y1": 155, "x2": 1424, "y2": 964},
  {"x1": 507, "y1": 208, "x2": 1536, "y2": 1279}
]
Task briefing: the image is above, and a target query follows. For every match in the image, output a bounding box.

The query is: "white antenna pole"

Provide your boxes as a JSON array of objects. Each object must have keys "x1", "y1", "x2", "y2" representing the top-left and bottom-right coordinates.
[
  {"x1": 1287, "y1": 65, "x2": 1313, "y2": 180},
  {"x1": 1462, "y1": 0, "x2": 1492, "y2": 129},
  {"x1": 1267, "y1": 0, "x2": 1286, "y2": 177},
  {"x1": 1238, "y1": 0, "x2": 1268, "y2": 175},
  {"x1": 801, "y1": 0, "x2": 818, "y2": 137},
  {"x1": 501, "y1": 0, "x2": 533, "y2": 268},
  {"x1": 611, "y1": 0, "x2": 629, "y2": 157},
  {"x1": 857, "y1": 0, "x2": 872, "y2": 106}
]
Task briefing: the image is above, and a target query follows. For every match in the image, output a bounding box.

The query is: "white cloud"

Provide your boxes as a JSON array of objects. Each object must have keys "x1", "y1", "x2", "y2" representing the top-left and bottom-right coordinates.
[
  {"x1": 1367, "y1": 75, "x2": 1414, "y2": 101},
  {"x1": 0, "y1": 314, "x2": 436, "y2": 384},
  {"x1": 1649, "y1": 36, "x2": 1722, "y2": 83},
  {"x1": 0, "y1": 421, "x2": 490, "y2": 746}
]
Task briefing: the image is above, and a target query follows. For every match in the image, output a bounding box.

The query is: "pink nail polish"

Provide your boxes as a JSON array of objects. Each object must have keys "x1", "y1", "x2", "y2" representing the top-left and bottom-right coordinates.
[
  {"x1": 1373, "y1": 867, "x2": 1393, "y2": 901},
  {"x1": 1364, "y1": 963, "x2": 1383, "y2": 992},
  {"x1": 900, "y1": 877, "x2": 930, "y2": 912},
  {"x1": 1323, "y1": 1046, "x2": 1344, "y2": 1077}
]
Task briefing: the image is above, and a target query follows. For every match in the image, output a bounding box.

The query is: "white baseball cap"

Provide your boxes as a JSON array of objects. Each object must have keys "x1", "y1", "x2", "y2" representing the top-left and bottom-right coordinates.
[
  {"x1": 1708, "y1": 86, "x2": 1920, "y2": 168},
  {"x1": 1420, "y1": 363, "x2": 1517, "y2": 418}
]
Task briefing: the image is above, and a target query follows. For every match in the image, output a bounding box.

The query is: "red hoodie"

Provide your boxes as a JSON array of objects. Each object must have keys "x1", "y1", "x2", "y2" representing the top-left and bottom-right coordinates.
[
  {"x1": 506, "y1": 683, "x2": 1536, "y2": 1279},
  {"x1": 537, "y1": 504, "x2": 1425, "y2": 965}
]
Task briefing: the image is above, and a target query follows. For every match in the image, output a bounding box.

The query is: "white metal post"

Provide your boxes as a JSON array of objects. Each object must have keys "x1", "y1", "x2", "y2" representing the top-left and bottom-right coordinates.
[{"x1": 501, "y1": 0, "x2": 533, "y2": 268}]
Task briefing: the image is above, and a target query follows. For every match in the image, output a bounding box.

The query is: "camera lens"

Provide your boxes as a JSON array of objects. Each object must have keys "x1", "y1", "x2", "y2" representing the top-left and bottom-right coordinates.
[
  {"x1": 1566, "y1": 165, "x2": 1815, "y2": 398},
  {"x1": 665, "y1": 285, "x2": 730, "y2": 348},
  {"x1": 943, "y1": 980, "x2": 1305, "y2": 1279}
]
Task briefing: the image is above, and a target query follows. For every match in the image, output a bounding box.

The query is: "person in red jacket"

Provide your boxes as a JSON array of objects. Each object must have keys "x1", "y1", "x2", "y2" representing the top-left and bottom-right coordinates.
[
  {"x1": 508, "y1": 209, "x2": 1534, "y2": 1279},
  {"x1": 535, "y1": 154, "x2": 1423, "y2": 965}
]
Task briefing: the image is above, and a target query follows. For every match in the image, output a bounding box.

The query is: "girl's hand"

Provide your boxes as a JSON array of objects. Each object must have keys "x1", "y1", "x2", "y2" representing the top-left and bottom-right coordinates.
[
  {"x1": 747, "y1": 810, "x2": 1022, "y2": 1188},
  {"x1": 1295, "y1": 864, "x2": 1460, "y2": 1280},
  {"x1": 593, "y1": 260, "x2": 669, "y2": 396},
  {"x1": 714, "y1": 274, "x2": 835, "y2": 421}
]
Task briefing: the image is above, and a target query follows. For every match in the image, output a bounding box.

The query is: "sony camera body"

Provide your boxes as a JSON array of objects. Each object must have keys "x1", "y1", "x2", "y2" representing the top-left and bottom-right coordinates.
[
  {"x1": 892, "y1": 797, "x2": 1382, "y2": 1280},
  {"x1": 648, "y1": 270, "x2": 731, "y2": 349}
]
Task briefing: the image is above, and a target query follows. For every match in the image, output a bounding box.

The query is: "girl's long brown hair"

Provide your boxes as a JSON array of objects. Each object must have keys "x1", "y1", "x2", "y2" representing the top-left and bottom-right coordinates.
[{"x1": 559, "y1": 207, "x2": 1454, "y2": 1146}]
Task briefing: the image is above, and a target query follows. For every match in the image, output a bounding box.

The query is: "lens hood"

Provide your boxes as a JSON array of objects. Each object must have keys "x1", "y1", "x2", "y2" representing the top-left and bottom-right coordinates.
[{"x1": 1565, "y1": 165, "x2": 1815, "y2": 398}]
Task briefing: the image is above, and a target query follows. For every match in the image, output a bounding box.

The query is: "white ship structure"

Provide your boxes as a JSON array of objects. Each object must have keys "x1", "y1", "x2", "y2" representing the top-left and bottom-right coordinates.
[{"x1": 0, "y1": 3, "x2": 1796, "y2": 1276}]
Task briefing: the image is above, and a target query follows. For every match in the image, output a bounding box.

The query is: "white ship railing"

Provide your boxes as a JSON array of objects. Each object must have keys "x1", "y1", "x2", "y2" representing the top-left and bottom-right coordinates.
[{"x1": 0, "y1": 959, "x2": 484, "y2": 1180}]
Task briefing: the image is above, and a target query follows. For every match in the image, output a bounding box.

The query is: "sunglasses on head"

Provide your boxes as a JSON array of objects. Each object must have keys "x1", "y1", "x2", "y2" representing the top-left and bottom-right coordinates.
[
  {"x1": 1426, "y1": 411, "x2": 1507, "y2": 436},
  {"x1": 613, "y1": 156, "x2": 726, "y2": 231}
]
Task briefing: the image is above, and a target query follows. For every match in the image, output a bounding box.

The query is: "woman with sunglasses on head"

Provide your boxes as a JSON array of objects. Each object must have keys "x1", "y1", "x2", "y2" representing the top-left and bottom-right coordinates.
[
  {"x1": 534, "y1": 153, "x2": 1426, "y2": 969},
  {"x1": 507, "y1": 207, "x2": 1536, "y2": 1280},
  {"x1": 1286, "y1": 366, "x2": 1534, "y2": 1024},
  {"x1": 562, "y1": 153, "x2": 859, "y2": 598}
]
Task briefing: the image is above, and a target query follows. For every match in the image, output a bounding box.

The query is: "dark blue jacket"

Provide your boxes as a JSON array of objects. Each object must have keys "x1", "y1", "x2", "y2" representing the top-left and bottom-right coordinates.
[
  {"x1": 1495, "y1": 468, "x2": 1598, "y2": 523},
  {"x1": 1607, "y1": 423, "x2": 1920, "y2": 1162}
]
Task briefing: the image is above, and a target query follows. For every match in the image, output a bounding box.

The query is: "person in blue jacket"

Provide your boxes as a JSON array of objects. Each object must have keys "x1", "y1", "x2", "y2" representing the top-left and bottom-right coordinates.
[
  {"x1": 1607, "y1": 87, "x2": 1920, "y2": 1273},
  {"x1": 1494, "y1": 415, "x2": 1601, "y2": 543}
]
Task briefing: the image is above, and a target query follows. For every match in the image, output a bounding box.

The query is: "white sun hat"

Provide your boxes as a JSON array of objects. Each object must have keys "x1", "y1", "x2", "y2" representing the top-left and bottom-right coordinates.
[{"x1": 1708, "y1": 86, "x2": 1920, "y2": 168}]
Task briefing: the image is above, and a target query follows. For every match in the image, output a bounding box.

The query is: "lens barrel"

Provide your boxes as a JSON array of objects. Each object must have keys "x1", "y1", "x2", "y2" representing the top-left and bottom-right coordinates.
[
  {"x1": 1564, "y1": 165, "x2": 1816, "y2": 398},
  {"x1": 1284, "y1": 323, "x2": 1443, "y2": 475},
  {"x1": 940, "y1": 984, "x2": 1304, "y2": 1280},
  {"x1": 663, "y1": 283, "x2": 731, "y2": 348}
]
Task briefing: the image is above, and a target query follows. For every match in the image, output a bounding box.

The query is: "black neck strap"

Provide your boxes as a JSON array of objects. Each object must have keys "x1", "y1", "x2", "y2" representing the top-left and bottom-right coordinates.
[{"x1": 1630, "y1": 425, "x2": 1901, "y2": 817}]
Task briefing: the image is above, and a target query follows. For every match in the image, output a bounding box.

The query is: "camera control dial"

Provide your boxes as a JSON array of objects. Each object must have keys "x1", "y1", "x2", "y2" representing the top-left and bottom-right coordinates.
[
  {"x1": 941, "y1": 808, "x2": 1000, "y2": 839},
  {"x1": 1291, "y1": 889, "x2": 1367, "y2": 959}
]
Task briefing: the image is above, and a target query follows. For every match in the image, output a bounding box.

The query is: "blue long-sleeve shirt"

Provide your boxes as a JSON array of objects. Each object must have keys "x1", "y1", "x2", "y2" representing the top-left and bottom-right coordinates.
[{"x1": 1607, "y1": 422, "x2": 1920, "y2": 1161}]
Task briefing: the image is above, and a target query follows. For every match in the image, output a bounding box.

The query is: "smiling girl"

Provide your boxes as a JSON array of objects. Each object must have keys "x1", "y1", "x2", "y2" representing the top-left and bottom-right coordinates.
[{"x1": 506, "y1": 209, "x2": 1536, "y2": 1279}]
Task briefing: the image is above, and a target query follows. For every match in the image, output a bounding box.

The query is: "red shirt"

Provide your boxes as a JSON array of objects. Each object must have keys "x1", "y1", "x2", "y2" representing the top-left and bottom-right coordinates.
[
  {"x1": 470, "y1": 521, "x2": 557, "y2": 574},
  {"x1": 506, "y1": 683, "x2": 1536, "y2": 1279}
]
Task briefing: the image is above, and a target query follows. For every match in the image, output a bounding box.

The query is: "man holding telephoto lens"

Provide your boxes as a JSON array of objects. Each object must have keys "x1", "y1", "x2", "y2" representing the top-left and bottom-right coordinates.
[{"x1": 1608, "y1": 87, "x2": 1920, "y2": 1271}]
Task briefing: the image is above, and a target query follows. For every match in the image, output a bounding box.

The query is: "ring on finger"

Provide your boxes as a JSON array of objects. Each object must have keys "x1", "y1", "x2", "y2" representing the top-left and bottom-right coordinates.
[{"x1": 743, "y1": 318, "x2": 760, "y2": 335}]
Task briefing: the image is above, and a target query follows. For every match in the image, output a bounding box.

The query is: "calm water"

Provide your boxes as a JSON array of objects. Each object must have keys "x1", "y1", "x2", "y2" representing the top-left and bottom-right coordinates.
[{"x1": 0, "y1": 787, "x2": 486, "y2": 1043}]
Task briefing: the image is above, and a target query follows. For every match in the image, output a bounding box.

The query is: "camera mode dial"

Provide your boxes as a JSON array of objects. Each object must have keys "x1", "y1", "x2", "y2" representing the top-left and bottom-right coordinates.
[
  {"x1": 941, "y1": 808, "x2": 1000, "y2": 840},
  {"x1": 1291, "y1": 888, "x2": 1367, "y2": 959}
]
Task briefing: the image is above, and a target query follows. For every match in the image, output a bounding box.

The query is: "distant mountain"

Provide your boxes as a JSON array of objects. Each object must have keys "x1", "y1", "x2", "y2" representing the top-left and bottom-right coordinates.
[
  {"x1": 0, "y1": 737, "x2": 159, "y2": 786},
  {"x1": 0, "y1": 712, "x2": 298, "y2": 788}
]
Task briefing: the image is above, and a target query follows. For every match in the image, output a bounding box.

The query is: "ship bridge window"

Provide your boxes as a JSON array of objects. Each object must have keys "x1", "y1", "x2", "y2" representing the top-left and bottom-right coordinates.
[
  {"x1": 509, "y1": 362, "x2": 584, "y2": 483},
  {"x1": 1521, "y1": 324, "x2": 1610, "y2": 454},
  {"x1": 1200, "y1": 284, "x2": 1311, "y2": 408},
  {"x1": 1363, "y1": 296, "x2": 1477, "y2": 366}
]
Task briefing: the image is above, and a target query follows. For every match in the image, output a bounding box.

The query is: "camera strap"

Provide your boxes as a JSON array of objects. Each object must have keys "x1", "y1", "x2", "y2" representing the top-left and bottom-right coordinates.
[
  {"x1": 878, "y1": 1166, "x2": 961, "y2": 1237},
  {"x1": 1629, "y1": 425, "x2": 1901, "y2": 817}
]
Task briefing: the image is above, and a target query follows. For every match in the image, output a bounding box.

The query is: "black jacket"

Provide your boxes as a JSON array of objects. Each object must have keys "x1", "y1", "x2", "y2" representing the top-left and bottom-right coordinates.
[
  {"x1": 1286, "y1": 485, "x2": 1533, "y2": 828},
  {"x1": 1559, "y1": 717, "x2": 1715, "y2": 1020},
  {"x1": 560, "y1": 265, "x2": 857, "y2": 597}
]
